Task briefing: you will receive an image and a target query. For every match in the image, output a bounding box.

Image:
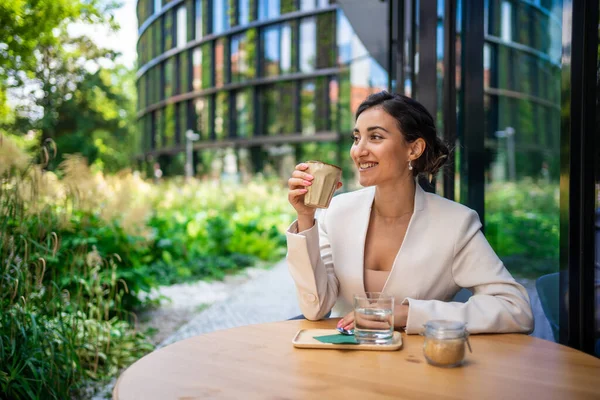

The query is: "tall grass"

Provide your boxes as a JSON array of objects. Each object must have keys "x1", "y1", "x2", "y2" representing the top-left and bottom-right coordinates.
[{"x1": 0, "y1": 135, "x2": 153, "y2": 399}]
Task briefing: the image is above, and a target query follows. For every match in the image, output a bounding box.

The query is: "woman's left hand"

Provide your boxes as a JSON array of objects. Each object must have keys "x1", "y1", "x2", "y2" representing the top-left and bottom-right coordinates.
[{"x1": 338, "y1": 305, "x2": 409, "y2": 331}]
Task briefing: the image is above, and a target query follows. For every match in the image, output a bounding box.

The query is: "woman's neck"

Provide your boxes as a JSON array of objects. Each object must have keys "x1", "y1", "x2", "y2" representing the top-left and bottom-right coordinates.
[{"x1": 373, "y1": 178, "x2": 416, "y2": 218}]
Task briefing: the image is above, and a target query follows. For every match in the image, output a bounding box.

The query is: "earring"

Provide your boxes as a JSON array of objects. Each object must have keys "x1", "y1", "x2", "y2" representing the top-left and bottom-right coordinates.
[{"x1": 408, "y1": 160, "x2": 413, "y2": 171}]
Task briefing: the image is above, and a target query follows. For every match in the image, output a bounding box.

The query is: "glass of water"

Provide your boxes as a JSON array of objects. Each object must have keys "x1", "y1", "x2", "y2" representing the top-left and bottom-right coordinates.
[{"x1": 353, "y1": 292, "x2": 395, "y2": 344}]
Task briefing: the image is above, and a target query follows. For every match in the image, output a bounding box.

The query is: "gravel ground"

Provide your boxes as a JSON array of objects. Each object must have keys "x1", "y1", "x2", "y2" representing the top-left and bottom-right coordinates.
[{"x1": 136, "y1": 266, "x2": 271, "y2": 345}]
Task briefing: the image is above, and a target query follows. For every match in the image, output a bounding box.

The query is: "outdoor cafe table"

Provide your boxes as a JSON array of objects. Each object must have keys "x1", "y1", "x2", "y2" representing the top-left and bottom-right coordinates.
[{"x1": 113, "y1": 319, "x2": 600, "y2": 399}]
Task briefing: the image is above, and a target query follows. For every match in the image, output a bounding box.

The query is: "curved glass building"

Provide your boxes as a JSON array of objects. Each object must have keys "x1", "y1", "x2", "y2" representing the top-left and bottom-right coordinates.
[{"x1": 135, "y1": 0, "x2": 387, "y2": 179}]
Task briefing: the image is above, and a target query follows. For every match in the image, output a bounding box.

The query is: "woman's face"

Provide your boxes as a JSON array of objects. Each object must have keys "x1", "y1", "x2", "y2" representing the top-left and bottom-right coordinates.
[{"x1": 350, "y1": 106, "x2": 416, "y2": 187}]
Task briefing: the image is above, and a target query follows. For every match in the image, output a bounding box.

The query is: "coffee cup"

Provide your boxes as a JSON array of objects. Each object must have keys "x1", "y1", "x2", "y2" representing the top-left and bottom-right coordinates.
[{"x1": 303, "y1": 161, "x2": 342, "y2": 209}]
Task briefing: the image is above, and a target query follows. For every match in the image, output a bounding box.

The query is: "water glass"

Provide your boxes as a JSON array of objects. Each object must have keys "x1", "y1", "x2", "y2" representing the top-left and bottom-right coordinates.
[{"x1": 353, "y1": 292, "x2": 395, "y2": 344}]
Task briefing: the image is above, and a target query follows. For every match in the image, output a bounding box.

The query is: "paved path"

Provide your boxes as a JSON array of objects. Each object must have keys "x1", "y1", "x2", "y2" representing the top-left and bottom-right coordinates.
[{"x1": 160, "y1": 259, "x2": 304, "y2": 347}]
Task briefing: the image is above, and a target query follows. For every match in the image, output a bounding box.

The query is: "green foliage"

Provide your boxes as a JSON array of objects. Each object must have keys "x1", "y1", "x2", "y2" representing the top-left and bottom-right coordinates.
[
  {"x1": 0, "y1": 153, "x2": 154, "y2": 399},
  {"x1": 2, "y1": 0, "x2": 138, "y2": 173},
  {"x1": 144, "y1": 178, "x2": 294, "y2": 285},
  {"x1": 485, "y1": 180, "x2": 560, "y2": 278},
  {"x1": 0, "y1": 0, "x2": 118, "y2": 122}
]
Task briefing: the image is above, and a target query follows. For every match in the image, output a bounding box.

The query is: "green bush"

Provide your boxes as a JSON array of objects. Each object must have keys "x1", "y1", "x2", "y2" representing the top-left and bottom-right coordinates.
[
  {"x1": 0, "y1": 135, "x2": 295, "y2": 397},
  {"x1": 144, "y1": 178, "x2": 293, "y2": 284},
  {"x1": 0, "y1": 151, "x2": 153, "y2": 399},
  {"x1": 485, "y1": 180, "x2": 559, "y2": 278}
]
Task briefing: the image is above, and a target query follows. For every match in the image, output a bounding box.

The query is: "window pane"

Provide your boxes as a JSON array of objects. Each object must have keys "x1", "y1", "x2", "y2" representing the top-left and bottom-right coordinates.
[
  {"x1": 138, "y1": 0, "x2": 153, "y2": 24},
  {"x1": 483, "y1": 2, "x2": 563, "y2": 343},
  {"x1": 281, "y1": 0, "x2": 296, "y2": 13},
  {"x1": 213, "y1": 0, "x2": 229, "y2": 34},
  {"x1": 329, "y1": 77, "x2": 338, "y2": 130},
  {"x1": 316, "y1": 12, "x2": 335, "y2": 68},
  {"x1": 280, "y1": 23, "x2": 292, "y2": 73},
  {"x1": 239, "y1": 0, "x2": 250, "y2": 25},
  {"x1": 230, "y1": 30, "x2": 255, "y2": 83},
  {"x1": 195, "y1": 0, "x2": 203, "y2": 39},
  {"x1": 300, "y1": 0, "x2": 316, "y2": 11},
  {"x1": 261, "y1": 26, "x2": 280, "y2": 76},
  {"x1": 261, "y1": 86, "x2": 278, "y2": 135},
  {"x1": 153, "y1": 22, "x2": 162, "y2": 58},
  {"x1": 179, "y1": 51, "x2": 189, "y2": 93},
  {"x1": 193, "y1": 43, "x2": 212, "y2": 90},
  {"x1": 215, "y1": 38, "x2": 226, "y2": 87},
  {"x1": 165, "y1": 104, "x2": 176, "y2": 147},
  {"x1": 178, "y1": 101, "x2": 188, "y2": 143},
  {"x1": 138, "y1": 75, "x2": 146, "y2": 110},
  {"x1": 278, "y1": 82, "x2": 296, "y2": 133},
  {"x1": 194, "y1": 97, "x2": 211, "y2": 140},
  {"x1": 164, "y1": 10, "x2": 174, "y2": 51},
  {"x1": 259, "y1": 0, "x2": 280, "y2": 20},
  {"x1": 164, "y1": 58, "x2": 174, "y2": 98},
  {"x1": 301, "y1": 81, "x2": 316, "y2": 135},
  {"x1": 231, "y1": 35, "x2": 241, "y2": 83},
  {"x1": 300, "y1": 17, "x2": 316, "y2": 72},
  {"x1": 236, "y1": 89, "x2": 253, "y2": 138},
  {"x1": 500, "y1": 0, "x2": 513, "y2": 42},
  {"x1": 177, "y1": 6, "x2": 187, "y2": 48},
  {"x1": 192, "y1": 48, "x2": 202, "y2": 90},
  {"x1": 187, "y1": 0, "x2": 194, "y2": 41},
  {"x1": 336, "y1": 10, "x2": 356, "y2": 66},
  {"x1": 148, "y1": 68, "x2": 154, "y2": 104},
  {"x1": 245, "y1": 28, "x2": 257, "y2": 79},
  {"x1": 262, "y1": 83, "x2": 295, "y2": 135},
  {"x1": 315, "y1": 76, "x2": 328, "y2": 130},
  {"x1": 215, "y1": 92, "x2": 229, "y2": 140},
  {"x1": 155, "y1": 109, "x2": 164, "y2": 148}
]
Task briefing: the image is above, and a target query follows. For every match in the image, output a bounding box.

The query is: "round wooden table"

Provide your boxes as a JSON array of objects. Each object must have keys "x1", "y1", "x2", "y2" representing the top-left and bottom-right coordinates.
[{"x1": 113, "y1": 319, "x2": 600, "y2": 399}]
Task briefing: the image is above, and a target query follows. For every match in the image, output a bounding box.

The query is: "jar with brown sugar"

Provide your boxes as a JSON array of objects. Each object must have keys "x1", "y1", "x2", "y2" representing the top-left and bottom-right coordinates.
[{"x1": 422, "y1": 320, "x2": 472, "y2": 368}]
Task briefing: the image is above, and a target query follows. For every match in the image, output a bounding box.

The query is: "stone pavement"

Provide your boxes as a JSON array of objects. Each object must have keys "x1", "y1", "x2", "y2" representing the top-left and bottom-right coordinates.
[
  {"x1": 160, "y1": 259, "x2": 553, "y2": 347},
  {"x1": 160, "y1": 258, "x2": 305, "y2": 347}
]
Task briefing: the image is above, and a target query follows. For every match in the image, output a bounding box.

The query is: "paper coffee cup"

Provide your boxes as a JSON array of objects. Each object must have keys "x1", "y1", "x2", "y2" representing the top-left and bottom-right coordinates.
[{"x1": 303, "y1": 161, "x2": 342, "y2": 209}]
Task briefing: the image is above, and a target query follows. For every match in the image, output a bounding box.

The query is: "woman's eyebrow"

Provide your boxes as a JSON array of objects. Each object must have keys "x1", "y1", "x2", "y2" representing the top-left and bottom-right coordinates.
[{"x1": 353, "y1": 126, "x2": 389, "y2": 133}]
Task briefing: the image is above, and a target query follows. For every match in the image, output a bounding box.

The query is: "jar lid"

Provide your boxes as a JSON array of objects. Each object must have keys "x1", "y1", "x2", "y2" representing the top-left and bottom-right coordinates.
[{"x1": 423, "y1": 320, "x2": 467, "y2": 339}]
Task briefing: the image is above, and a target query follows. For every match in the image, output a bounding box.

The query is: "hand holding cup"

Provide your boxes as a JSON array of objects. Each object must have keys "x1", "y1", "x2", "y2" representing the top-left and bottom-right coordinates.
[{"x1": 287, "y1": 162, "x2": 342, "y2": 218}]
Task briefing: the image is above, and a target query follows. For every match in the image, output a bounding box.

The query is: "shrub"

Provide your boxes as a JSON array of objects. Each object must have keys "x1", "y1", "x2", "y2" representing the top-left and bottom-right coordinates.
[
  {"x1": 0, "y1": 136, "x2": 153, "y2": 398},
  {"x1": 485, "y1": 180, "x2": 560, "y2": 278}
]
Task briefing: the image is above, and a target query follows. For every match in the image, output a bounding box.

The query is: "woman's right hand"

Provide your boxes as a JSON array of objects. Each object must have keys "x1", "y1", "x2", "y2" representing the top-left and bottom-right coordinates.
[{"x1": 287, "y1": 163, "x2": 316, "y2": 217}]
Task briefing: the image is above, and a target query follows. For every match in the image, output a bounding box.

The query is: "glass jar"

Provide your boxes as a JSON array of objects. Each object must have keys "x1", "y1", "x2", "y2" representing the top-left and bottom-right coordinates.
[{"x1": 422, "y1": 320, "x2": 472, "y2": 368}]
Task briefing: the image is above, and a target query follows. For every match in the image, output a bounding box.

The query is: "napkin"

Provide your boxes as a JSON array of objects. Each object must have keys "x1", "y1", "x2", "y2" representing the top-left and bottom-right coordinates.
[{"x1": 313, "y1": 334, "x2": 359, "y2": 344}]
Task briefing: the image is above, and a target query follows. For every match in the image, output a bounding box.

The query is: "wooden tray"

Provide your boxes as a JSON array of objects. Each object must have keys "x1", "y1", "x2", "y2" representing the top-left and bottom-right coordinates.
[{"x1": 292, "y1": 329, "x2": 403, "y2": 351}]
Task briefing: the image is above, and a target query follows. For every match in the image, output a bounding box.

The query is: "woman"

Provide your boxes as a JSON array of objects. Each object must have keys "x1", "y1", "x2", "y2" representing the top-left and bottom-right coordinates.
[{"x1": 286, "y1": 91, "x2": 534, "y2": 334}]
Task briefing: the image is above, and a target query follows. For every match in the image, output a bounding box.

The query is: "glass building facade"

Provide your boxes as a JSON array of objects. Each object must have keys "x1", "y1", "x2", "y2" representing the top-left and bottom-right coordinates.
[
  {"x1": 137, "y1": 0, "x2": 598, "y2": 354},
  {"x1": 136, "y1": 0, "x2": 387, "y2": 179}
]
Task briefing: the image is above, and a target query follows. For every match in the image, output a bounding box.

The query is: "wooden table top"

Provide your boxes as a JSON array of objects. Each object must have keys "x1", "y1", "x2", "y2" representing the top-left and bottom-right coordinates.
[{"x1": 113, "y1": 319, "x2": 600, "y2": 400}]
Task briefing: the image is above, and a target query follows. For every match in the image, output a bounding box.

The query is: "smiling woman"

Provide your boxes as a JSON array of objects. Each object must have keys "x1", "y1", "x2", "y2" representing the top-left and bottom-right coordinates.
[{"x1": 285, "y1": 90, "x2": 534, "y2": 336}]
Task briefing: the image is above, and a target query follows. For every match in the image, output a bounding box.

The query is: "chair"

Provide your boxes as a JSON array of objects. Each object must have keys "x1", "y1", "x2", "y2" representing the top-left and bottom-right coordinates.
[
  {"x1": 288, "y1": 310, "x2": 331, "y2": 320},
  {"x1": 536, "y1": 272, "x2": 560, "y2": 342},
  {"x1": 452, "y1": 288, "x2": 473, "y2": 303}
]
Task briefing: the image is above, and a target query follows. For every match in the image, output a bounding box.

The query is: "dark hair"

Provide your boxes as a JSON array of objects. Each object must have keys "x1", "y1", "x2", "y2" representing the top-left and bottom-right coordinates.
[{"x1": 355, "y1": 91, "x2": 449, "y2": 178}]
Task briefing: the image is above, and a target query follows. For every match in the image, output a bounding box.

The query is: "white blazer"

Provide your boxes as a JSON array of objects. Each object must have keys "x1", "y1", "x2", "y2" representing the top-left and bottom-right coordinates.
[{"x1": 286, "y1": 184, "x2": 534, "y2": 334}]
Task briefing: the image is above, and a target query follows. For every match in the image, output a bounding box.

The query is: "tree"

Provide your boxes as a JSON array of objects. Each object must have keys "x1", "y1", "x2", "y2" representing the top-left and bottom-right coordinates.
[
  {"x1": 2, "y1": 1, "x2": 139, "y2": 172},
  {"x1": 0, "y1": 0, "x2": 117, "y2": 119}
]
